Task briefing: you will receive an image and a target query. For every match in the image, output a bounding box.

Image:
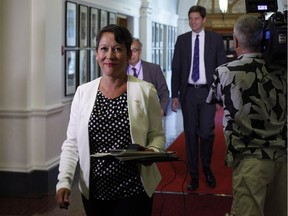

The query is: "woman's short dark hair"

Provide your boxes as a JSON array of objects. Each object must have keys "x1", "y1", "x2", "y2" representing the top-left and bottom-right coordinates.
[
  {"x1": 96, "y1": 24, "x2": 132, "y2": 56},
  {"x1": 188, "y1": 5, "x2": 206, "y2": 18}
]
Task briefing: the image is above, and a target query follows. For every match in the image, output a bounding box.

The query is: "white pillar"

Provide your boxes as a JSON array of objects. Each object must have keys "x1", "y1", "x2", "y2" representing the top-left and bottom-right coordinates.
[{"x1": 139, "y1": 0, "x2": 153, "y2": 61}]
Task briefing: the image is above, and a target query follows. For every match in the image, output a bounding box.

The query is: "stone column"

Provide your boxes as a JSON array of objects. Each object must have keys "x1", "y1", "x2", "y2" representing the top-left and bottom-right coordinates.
[{"x1": 139, "y1": 0, "x2": 152, "y2": 61}]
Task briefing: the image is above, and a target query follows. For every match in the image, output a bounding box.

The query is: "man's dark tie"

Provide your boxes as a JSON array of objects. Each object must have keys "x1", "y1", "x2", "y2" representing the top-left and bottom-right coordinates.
[
  {"x1": 192, "y1": 35, "x2": 199, "y2": 82},
  {"x1": 132, "y1": 67, "x2": 138, "y2": 77}
]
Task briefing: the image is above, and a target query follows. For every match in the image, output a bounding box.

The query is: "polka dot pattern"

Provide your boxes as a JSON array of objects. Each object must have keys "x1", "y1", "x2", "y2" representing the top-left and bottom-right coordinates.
[{"x1": 88, "y1": 90, "x2": 144, "y2": 200}]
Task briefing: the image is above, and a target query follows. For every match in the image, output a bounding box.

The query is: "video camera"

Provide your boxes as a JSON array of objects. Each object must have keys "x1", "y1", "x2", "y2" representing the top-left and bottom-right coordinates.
[{"x1": 245, "y1": 0, "x2": 287, "y2": 67}]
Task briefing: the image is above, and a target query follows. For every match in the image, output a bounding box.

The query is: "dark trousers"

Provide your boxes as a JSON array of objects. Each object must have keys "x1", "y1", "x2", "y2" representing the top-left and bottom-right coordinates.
[
  {"x1": 81, "y1": 192, "x2": 153, "y2": 216},
  {"x1": 182, "y1": 86, "x2": 216, "y2": 178}
]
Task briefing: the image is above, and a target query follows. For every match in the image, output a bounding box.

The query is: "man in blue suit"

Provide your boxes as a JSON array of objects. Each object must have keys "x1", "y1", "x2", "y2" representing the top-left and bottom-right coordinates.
[
  {"x1": 171, "y1": 5, "x2": 227, "y2": 191},
  {"x1": 128, "y1": 38, "x2": 169, "y2": 116}
]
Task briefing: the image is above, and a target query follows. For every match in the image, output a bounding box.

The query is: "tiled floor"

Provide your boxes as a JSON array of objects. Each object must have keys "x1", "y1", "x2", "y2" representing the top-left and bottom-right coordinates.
[{"x1": 0, "y1": 102, "x2": 184, "y2": 216}]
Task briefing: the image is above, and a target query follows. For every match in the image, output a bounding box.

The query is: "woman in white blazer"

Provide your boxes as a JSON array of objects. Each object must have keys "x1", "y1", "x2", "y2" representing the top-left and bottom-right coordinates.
[{"x1": 55, "y1": 25, "x2": 165, "y2": 216}]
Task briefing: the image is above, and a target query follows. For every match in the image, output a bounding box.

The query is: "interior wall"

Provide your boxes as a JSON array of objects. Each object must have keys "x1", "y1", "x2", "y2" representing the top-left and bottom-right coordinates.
[{"x1": 0, "y1": 0, "x2": 179, "y2": 196}]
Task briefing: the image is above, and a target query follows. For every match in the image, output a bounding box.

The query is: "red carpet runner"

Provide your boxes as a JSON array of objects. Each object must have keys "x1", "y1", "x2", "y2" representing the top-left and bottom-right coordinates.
[{"x1": 156, "y1": 108, "x2": 232, "y2": 195}]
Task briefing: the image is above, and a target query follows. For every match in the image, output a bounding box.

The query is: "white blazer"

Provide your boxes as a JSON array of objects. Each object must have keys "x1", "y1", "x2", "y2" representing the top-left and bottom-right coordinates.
[{"x1": 56, "y1": 75, "x2": 165, "y2": 199}]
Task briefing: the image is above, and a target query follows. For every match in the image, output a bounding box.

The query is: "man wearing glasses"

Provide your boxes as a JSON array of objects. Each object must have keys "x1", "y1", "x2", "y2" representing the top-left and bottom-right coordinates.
[{"x1": 128, "y1": 38, "x2": 169, "y2": 116}]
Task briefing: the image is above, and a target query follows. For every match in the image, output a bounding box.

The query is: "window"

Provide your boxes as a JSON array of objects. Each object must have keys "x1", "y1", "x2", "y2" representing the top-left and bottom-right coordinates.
[{"x1": 152, "y1": 22, "x2": 177, "y2": 72}]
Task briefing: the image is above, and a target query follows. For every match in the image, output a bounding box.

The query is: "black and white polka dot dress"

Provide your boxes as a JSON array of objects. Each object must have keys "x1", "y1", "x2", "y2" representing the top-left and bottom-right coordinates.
[{"x1": 88, "y1": 90, "x2": 144, "y2": 200}]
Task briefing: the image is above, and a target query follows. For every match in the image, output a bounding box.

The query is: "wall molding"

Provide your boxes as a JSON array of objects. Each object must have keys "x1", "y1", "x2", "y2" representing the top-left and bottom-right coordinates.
[
  {"x1": 0, "y1": 155, "x2": 60, "y2": 173},
  {"x1": 0, "y1": 102, "x2": 71, "y2": 119}
]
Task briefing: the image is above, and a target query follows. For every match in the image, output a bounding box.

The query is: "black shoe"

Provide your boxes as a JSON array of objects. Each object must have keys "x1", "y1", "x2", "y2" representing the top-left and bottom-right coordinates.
[
  {"x1": 188, "y1": 178, "x2": 199, "y2": 191},
  {"x1": 203, "y1": 167, "x2": 216, "y2": 188}
]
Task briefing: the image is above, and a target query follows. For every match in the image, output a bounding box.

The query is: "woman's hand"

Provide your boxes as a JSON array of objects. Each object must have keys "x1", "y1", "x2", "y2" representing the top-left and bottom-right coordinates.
[
  {"x1": 145, "y1": 148, "x2": 154, "y2": 152},
  {"x1": 55, "y1": 188, "x2": 71, "y2": 209}
]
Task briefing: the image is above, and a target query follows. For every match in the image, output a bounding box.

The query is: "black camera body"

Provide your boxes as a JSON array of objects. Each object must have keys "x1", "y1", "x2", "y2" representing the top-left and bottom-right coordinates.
[
  {"x1": 262, "y1": 13, "x2": 287, "y2": 67},
  {"x1": 245, "y1": 0, "x2": 287, "y2": 67}
]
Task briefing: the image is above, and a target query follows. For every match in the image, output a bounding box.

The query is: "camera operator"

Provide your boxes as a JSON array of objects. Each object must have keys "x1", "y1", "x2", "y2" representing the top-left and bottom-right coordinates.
[{"x1": 207, "y1": 14, "x2": 287, "y2": 216}]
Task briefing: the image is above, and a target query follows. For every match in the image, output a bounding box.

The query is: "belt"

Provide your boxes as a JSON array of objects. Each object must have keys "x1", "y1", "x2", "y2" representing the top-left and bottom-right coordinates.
[{"x1": 188, "y1": 83, "x2": 208, "y2": 88}]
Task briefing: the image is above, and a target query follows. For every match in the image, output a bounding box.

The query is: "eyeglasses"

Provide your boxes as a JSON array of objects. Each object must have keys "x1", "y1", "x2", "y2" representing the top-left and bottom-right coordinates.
[{"x1": 131, "y1": 48, "x2": 141, "y2": 53}]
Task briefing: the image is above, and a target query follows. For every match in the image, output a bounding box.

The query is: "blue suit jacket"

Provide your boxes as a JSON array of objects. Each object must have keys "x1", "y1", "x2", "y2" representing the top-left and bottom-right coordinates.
[{"x1": 171, "y1": 30, "x2": 227, "y2": 103}]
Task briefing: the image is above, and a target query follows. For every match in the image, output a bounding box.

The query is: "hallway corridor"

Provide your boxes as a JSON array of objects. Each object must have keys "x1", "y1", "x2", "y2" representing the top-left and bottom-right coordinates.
[{"x1": 0, "y1": 102, "x2": 184, "y2": 216}]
